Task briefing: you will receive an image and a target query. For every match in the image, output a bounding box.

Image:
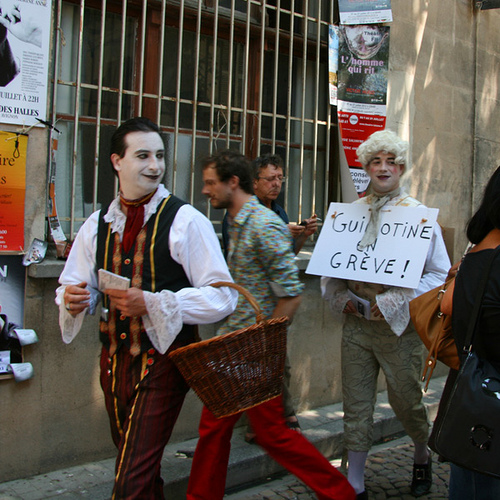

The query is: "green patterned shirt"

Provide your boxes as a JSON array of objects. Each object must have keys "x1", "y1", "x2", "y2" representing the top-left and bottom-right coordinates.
[{"x1": 218, "y1": 196, "x2": 304, "y2": 335}]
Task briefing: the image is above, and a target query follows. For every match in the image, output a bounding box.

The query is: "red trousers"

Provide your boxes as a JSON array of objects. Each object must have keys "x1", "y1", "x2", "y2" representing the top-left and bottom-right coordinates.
[
  {"x1": 186, "y1": 396, "x2": 355, "y2": 500},
  {"x1": 100, "y1": 342, "x2": 190, "y2": 500}
]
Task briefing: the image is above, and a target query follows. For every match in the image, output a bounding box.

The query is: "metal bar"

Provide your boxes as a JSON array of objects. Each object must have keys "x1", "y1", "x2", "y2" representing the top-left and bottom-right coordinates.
[
  {"x1": 241, "y1": 0, "x2": 251, "y2": 152},
  {"x1": 92, "y1": 0, "x2": 107, "y2": 212},
  {"x1": 113, "y1": 0, "x2": 128, "y2": 196},
  {"x1": 69, "y1": 0, "x2": 85, "y2": 239},
  {"x1": 208, "y1": 0, "x2": 220, "y2": 155},
  {"x1": 136, "y1": 0, "x2": 148, "y2": 116},
  {"x1": 297, "y1": 0, "x2": 309, "y2": 223},
  {"x1": 256, "y1": 0, "x2": 266, "y2": 154},
  {"x1": 173, "y1": 0, "x2": 185, "y2": 193},
  {"x1": 189, "y1": 0, "x2": 203, "y2": 203},
  {"x1": 117, "y1": 0, "x2": 128, "y2": 127},
  {"x1": 327, "y1": 0, "x2": 335, "y2": 207},
  {"x1": 156, "y1": 0, "x2": 167, "y2": 125},
  {"x1": 50, "y1": 0, "x2": 63, "y2": 129},
  {"x1": 225, "y1": 0, "x2": 236, "y2": 149},
  {"x1": 310, "y1": 0, "x2": 321, "y2": 218},
  {"x1": 271, "y1": 0, "x2": 281, "y2": 152},
  {"x1": 284, "y1": 0, "x2": 295, "y2": 212}
]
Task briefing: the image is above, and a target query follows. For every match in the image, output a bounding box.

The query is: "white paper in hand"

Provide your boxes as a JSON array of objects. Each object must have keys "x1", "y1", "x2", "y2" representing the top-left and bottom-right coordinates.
[{"x1": 98, "y1": 269, "x2": 130, "y2": 292}]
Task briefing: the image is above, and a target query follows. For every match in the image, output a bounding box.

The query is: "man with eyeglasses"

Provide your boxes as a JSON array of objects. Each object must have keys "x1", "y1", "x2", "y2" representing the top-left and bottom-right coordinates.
[
  {"x1": 252, "y1": 153, "x2": 318, "y2": 254},
  {"x1": 223, "y1": 153, "x2": 318, "y2": 256}
]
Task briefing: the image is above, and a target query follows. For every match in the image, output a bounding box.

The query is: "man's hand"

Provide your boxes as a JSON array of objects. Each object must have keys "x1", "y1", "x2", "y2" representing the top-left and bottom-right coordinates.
[
  {"x1": 288, "y1": 214, "x2": 318, "y2": 238},
  {"x1": 370, "y1": 303, "x2": 384, "y2": 319},
  {"x1": 343, "y1": 300, "x2": 357, "y2": 314},
  {"x1": 301, "y1": 214, "x2": 318, "y2": 237},
  {"x1": 289, "y1": 214, "x2": 319, "y2": 254},
  {"x1": 446, "y1": 261, "x2": 460, "y2": 281},
  {"x1": 105, "y1": 287, "x2": 147, "y2": 317},
  {"x1": 64, "y1": 282, "x2": 90, "y2": 317},
  {"x1": 288, "y1": 223, "x2": 305, "y2": 238}
]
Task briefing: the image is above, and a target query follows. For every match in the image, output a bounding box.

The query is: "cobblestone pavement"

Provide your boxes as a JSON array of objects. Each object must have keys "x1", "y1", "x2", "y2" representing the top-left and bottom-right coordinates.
[{"x1": 225, "y1": 436, "x2": 450, "y2": 500}]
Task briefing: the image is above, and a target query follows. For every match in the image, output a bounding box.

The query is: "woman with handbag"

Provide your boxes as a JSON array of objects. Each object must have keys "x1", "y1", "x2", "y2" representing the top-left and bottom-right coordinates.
[{"x1": 438, "y1": 165, "x2": 500, "y2": 499}]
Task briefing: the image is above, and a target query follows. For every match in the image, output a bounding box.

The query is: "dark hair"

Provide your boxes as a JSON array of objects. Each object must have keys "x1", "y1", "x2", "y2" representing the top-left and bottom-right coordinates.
[
  {"x1": 466, "y1": 165, "x2": 500, "y2": 244},
  {"x1": 110, "y1": 117, "x2": 161, "y2": 175},
  {"x1": 202, "y1": 150, "x2": 253, "y2": 194},
  {"x1": 252, "y1": 153, "x2": 285, "y2": 179}
]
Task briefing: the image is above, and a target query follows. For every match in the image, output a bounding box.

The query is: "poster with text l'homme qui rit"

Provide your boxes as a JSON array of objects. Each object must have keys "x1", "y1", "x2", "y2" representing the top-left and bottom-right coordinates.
[
  {"x1": 337, "y1": 25, "x2": 390, "y2": 195},
  {"x1": 0, "y1": 0, "x2": 52, "y2": 126}
]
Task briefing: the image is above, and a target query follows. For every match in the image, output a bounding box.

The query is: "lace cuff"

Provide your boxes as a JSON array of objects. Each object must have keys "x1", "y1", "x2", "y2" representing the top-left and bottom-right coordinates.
[
  {"x1": 55, "y1": 285, "x2": 95, "y2": 344},
  {"x1": 321, "y1": 277, "x2": 350, "y2": 315},
  {"x1": 376, "y1": 287, "x2": 415, "y2": 336},
  {"x1": 143, "y1": 290, "x2": 183, "y2": 354}
]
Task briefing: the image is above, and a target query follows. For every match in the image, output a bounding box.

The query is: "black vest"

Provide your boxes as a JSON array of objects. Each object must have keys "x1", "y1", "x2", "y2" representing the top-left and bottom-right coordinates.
[{"x1": 96, "y1": 195, "x2": 195, "y2": 355}]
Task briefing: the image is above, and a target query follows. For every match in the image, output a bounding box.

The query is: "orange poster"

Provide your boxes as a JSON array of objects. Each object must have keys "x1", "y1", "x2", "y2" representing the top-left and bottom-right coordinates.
[{"x1": 0, "y1": 131, "x2": 28, "y2": 252}]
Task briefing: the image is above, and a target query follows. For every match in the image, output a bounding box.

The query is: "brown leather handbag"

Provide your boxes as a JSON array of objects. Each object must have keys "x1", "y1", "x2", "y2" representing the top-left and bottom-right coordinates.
[{"x1": 409, "y1": 279, "x2": 460, "y2": 391}]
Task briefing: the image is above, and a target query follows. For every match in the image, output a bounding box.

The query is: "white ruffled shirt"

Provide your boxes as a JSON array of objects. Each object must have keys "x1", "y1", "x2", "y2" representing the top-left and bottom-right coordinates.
[
  {"x1": 55, "y1": 185, "x2": 237, "y2": 353},
  {"x1": 321, "y1": 191, "x2": 451, "y2": 336}
]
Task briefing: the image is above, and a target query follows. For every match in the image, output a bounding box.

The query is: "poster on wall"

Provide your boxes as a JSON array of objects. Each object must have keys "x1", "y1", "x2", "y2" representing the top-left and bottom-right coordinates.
[
  {"x1": 0, "y1": 131, "x2": 28, "y2": 252},
  {"x1": 338, "y1": 113, "x2": 386, "y2": 194},
  {"x1": 339, "y1": 0, "x2": 392, "y2": 25},
  {"x1": 337, "y1": 25, "x2": 390, "y2": 195},
  {"x1": 0, "y1": 0, "x2": 52, "y2": 126},
  {"x1": 328, "y1": 25, "x2": 339, "y2": 106},
  {"x1": 0, "y1": 255, "x2": 25, "y2": 327}
]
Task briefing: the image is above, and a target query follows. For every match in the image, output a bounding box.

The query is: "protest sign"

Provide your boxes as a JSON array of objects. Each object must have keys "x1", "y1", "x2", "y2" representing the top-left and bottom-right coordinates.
[{"x1": 306, "y1": 202, "x2": 439, "y2": 289}]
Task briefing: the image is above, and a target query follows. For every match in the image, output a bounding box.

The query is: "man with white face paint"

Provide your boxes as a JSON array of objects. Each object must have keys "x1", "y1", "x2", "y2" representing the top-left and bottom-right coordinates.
[
  {"x1": 321, "y1": 130, "x2": 450, "y2": 499},
  {"x1": 55, "y1": 117, "x2": 237, "y2": 499}
]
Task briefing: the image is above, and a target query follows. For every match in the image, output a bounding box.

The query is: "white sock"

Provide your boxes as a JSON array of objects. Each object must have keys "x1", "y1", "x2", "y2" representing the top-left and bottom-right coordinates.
[
  {"x1": 413, "y1": 442, "x2": 430, "y2": 464},
  {"x1": 347, "y1": 450, "x2": 368, "y2": 494}
]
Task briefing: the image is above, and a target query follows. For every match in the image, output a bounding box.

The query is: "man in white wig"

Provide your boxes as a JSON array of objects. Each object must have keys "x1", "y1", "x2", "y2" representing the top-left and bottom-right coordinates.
[{"x1": 321, "y1": 130, "x2": 450, "y2": 499}]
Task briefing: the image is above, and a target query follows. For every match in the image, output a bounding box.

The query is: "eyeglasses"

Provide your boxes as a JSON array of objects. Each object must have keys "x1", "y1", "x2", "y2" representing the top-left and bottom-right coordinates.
[{"x1": 257, "y1": 176, "x2": 286, "y2": 183}]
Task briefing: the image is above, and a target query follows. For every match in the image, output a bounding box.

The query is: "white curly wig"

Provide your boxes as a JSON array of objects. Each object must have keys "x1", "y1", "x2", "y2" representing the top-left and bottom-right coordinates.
[{"x1": 356, "y1": 130, "x2": 408, "y2": 171}]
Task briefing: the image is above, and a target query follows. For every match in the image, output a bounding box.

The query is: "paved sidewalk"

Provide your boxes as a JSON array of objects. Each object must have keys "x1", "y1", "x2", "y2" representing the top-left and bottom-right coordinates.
[
  {"x1": 0, "y1": 376, "x2": 447, "y2": 500},
  {"x1": 225, "y1": 435, "x2": 450, "y2": 499}
]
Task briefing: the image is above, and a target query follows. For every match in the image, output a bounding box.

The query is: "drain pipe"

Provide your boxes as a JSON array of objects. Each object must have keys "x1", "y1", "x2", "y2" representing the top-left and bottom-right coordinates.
[{"x1": 471, "y1": 3, "x2": 479, "y2": 212}]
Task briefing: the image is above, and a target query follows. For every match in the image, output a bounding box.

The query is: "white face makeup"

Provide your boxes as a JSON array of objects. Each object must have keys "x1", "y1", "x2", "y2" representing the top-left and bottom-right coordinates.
[
  {"x1": 366, "y1": 151, "x2": 403, "y2": 195},
  {"x1": 112, "y1": 131, "x2": 165, "y2": 200}
]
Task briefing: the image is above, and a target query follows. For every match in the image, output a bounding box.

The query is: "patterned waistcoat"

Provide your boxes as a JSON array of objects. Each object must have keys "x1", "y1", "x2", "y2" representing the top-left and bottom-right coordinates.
[{"x1": 96, "y1": 195, "x2": 195, "y2": 356}]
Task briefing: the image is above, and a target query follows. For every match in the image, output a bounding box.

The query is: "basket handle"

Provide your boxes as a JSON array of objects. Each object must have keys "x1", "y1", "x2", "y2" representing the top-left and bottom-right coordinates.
[{"x1": 210, "y1": 281, "x2": 265, "y2": 324}]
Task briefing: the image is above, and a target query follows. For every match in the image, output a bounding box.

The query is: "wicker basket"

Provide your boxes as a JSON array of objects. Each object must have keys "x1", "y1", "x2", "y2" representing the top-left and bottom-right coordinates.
[{"x1": 168, "y1": 281, "x2": 288, "y2": 418}]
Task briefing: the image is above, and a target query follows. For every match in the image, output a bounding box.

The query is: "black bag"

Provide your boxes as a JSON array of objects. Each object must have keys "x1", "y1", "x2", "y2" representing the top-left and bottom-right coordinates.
[
  {"x1": 430, "y1": 246, "x2": 500, "y2": 478},
  {"x1": 431, "y1": 351, "x2": 500, "y2": 478}
]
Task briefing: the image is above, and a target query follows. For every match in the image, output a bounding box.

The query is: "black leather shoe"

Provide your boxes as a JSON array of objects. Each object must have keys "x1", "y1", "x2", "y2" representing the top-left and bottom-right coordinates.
[
  {"x1": 356, "y1": 491, "x2": 368, "y2": 500},
  {"x1": 411, "y1": 456, "x2": 432, "y2": 496}
]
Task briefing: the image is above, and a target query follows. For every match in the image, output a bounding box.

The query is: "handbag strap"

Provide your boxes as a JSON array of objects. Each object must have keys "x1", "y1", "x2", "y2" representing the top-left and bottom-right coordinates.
[{"x1": 462, "y1": 245, "x2": 500, "y2": 351}]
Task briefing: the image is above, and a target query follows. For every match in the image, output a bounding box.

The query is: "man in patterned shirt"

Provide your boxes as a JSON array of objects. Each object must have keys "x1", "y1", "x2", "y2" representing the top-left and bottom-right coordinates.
[{"x1": 186, "y1": 150, "x2": 355, "y2": 500}]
